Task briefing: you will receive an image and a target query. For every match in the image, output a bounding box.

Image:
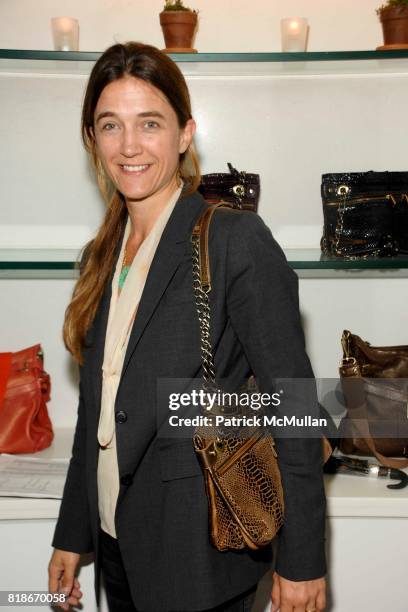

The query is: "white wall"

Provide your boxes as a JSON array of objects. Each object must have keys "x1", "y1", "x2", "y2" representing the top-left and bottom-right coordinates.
[
  {"x1": 0, "y1": 0, "x2": 386, "y2": 53},
  {"x1": 1, "y1": 1, "x2": 408, "y2": 427},
  {"x1": 1, "y1": 5, "x2": 408, "y2": 612}
]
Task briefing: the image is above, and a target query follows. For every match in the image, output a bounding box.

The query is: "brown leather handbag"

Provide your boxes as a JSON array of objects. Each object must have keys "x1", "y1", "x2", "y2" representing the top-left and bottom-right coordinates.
[
  {"x1": 0, "y1": 345, "x2": 53, "y2": 454},
  {"x1": 339, "y1": 330, "x2": 408, "y2": 469},
  {"x1": 191, "y1": 202, "x2": 331, "y2": 552}
]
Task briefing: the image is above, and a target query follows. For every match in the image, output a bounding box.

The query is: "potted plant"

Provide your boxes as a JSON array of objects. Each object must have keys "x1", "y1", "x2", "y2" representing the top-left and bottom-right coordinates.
[
  {"x1": 160, "y1": 0, "x2": 198, "y2": 53},
  {"x1": 376, "y1": 0, "x2": 408, "y2": 49}
]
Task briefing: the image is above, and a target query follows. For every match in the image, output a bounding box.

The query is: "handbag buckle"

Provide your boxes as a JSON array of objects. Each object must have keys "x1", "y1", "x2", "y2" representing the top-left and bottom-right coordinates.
[
  {"x1": 214, "y1": 438, "x2": 224, "y2": 453},
  {"x1": 337, "y1": 185, "x2": 350, "y2": 196},
  {"x1": 341, "y1": 356, "x2": 357, "y2": 366},
  {"x1": 232, "y1": 184, "x2": 246, "y2": 198}
]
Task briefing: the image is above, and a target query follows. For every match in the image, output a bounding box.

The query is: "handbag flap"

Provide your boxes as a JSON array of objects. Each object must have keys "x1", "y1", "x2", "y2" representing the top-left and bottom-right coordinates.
[
  {"x1": 10, "y1": 344, "x2": 43, "y2": 374},
  {"x1": 321, "y1": 171, "x2": 408, "y2": 201},
  {"x1": 347, "y1": 332, "x2": 408, "y2": 377}
]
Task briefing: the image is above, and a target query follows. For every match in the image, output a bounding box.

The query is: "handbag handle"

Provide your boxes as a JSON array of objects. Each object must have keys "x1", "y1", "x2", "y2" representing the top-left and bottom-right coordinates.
[{"x1": 191, "y1": 201, "x2": 235, "y2": 390}]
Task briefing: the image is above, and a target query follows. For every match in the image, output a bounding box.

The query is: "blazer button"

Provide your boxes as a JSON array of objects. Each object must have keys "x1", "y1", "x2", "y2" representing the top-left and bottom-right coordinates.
[
  {"x1": 120, "y1": 473, "x2": 133, "y2": 486},
  {"x1": 115, "y1": 410, "x2": 127, "y2": 423}
]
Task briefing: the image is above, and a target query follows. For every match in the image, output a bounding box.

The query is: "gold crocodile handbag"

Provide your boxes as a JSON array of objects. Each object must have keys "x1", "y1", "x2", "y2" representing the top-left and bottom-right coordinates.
[{"x1": 191, "y1": 201, "x2": 285, "y2": 551}]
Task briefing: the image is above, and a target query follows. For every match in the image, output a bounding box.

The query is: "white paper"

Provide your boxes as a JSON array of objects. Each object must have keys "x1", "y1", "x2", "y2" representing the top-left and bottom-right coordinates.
[{"x1": 0, "y1": 455, "x2": 69, "y2": 498}]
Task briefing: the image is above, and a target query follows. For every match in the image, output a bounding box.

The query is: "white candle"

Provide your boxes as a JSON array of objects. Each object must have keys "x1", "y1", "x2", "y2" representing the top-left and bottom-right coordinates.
[
  {"x1": 51, "y1": 17, "x2": 79, "y2": 51},
  {"x1": 281, "y1": 17, "x2": 308, "y2": 52}
]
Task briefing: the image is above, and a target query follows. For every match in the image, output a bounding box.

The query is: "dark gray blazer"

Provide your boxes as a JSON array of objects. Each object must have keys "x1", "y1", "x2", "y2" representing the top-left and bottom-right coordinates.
[{"x1": 52, "y1": 190, "x2": 327, "y2": 611}]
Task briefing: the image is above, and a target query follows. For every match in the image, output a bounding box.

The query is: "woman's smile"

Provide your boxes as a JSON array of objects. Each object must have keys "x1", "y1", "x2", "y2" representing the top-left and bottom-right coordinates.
[{"x1": 119, "y1": 163, "x2": 151, "y2": 175}]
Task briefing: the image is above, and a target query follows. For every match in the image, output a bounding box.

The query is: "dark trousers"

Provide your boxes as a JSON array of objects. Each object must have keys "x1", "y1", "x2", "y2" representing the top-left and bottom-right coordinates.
[{"x1": 100, "y1": 528, "x2": 257, "y2": 612}]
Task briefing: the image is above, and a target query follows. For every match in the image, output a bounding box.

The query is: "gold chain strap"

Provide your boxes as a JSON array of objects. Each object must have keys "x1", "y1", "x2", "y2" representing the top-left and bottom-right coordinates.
[
  {"x1": 333, "y1": 184, "x2": 349, "y2": 257},
  {"x1": 191, "y1": 232, "x2": 218, "y2": 392},
  {"x1": 191, "y1": 231, "x2": 230, "y2": 444}
]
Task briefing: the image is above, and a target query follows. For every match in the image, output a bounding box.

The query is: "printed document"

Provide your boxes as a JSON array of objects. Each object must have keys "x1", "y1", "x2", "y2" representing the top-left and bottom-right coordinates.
[{"x1": 0, "y1": 455, "x2": 69, "y2": 498}]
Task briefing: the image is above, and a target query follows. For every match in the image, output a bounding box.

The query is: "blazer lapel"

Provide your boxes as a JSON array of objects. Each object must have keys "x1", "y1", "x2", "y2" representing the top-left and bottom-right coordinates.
[
  {"x1": 120, "y1": 190, "x2": 207, "y2": 378},
  {"x1": 90, "y1": 190, "x2": 208, "y2": 417}
]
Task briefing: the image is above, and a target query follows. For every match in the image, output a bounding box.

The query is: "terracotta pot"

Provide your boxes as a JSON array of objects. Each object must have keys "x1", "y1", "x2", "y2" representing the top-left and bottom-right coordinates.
[
  {"x1": 159, "y1": 10, "x2": 198, "y2": 52},
  {"x1": 379, "y1": 6, "x2": 408, "y2": 45}
]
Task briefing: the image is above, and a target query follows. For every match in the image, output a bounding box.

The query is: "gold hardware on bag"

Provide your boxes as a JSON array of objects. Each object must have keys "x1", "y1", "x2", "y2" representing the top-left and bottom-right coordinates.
[
  {"x1": 326, "y1": 195, "x2": 395, "y2": 206},
  {"x1": 337, "y1": 185, "x2": 350, "y2": 196},
  {"x1": 387, "y1": 192, "x2": 408, "y2": 206},
  {"x1": 341, "y1": 356, "x2": 357, "y2": 367},
  {"x1": 341, "y1": 330, "x2": 351, "y2": 358},
  {"x1": 214, "y1": 439, "x2": 224, "y2": 453},
  {"x1": 232, "y1": 184, "x2": 246, "y2": 198},
  {"x1": 341, "y1": 331, "x2": 360, "y2": 369},
  {"x1": 334, "y1": 188, "x2": 349, "y2": 256}
]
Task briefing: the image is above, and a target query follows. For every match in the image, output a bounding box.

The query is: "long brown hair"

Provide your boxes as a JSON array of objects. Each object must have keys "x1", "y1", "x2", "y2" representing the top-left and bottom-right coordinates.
[{"x1": 63, "y1": 42, "x2": 201, "y2": 365}]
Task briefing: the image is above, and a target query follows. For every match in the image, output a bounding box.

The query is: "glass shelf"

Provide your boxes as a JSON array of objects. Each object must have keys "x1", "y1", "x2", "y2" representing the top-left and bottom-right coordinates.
[
  {"x1": 0, "y1": 249, "x2": 80, "y2": 279},
  {"x1": 1, "y1": 248, "x2": 408, "y2": 279},
  {"x1": 286, "y1": 249, "x2": 408, "y2": 269},
  {"x1": 286, "y1": 250, "x2": 408, "y2": 278},
  {"x1": 1, "y1": 49, "x2": 408, "y2": 77},
  {"x1": 0, "y1": 248, "x2": 79, "y2": 269}
]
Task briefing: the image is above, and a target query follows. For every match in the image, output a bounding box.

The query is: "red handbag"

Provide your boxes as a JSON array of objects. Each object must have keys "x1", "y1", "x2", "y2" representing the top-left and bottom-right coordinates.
[{"x1": 0, "y1": 345, "x2": 53, "y2": 453}]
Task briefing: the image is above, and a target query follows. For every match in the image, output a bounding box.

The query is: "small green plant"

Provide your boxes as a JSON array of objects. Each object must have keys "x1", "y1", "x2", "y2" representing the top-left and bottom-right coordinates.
[
  {"x1": 377, "y1": 0, "x2": 408, "y2": 15},
  {"x1": 163, "y1": 0, "x2": 195, "y2": 11}
]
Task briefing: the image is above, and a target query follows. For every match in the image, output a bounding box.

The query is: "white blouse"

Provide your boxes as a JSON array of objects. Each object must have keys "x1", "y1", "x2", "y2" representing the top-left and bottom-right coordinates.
[{"x1": 97, "y1": 184, "x2": 183, "y2": 538}]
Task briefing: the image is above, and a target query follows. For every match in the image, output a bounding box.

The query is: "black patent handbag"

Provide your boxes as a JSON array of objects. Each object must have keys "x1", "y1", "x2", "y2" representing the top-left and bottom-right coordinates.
[
  {"x1": 320, "y1": 171, "x2": 408, "y2": 258},
  {"x1": 198, "y1": 163, "x2": 260, "y2": 212}
]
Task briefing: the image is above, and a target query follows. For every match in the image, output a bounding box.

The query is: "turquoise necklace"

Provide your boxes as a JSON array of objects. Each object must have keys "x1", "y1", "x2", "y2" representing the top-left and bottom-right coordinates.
[{"x1": 118, "y1": 245, "x2": 130, "y2": 290}]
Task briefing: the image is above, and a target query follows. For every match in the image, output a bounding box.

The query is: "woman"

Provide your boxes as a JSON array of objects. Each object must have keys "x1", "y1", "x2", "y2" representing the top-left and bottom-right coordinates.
[{"x1": 48, "y1": 42, "x2": 327, "y2": 612}]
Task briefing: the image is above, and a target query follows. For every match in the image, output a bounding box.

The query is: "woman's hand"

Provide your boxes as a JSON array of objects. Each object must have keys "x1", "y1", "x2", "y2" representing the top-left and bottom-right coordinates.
[
  {"x1": 271, "y1": 571, "x2": 326, "y2": 612},
  {"x1": 48, "y1": 549, "x2": 83, "y2": 610}
]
